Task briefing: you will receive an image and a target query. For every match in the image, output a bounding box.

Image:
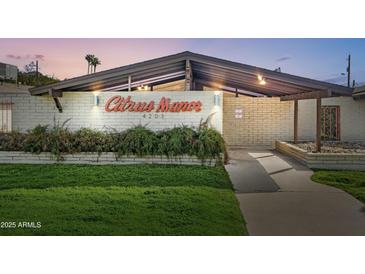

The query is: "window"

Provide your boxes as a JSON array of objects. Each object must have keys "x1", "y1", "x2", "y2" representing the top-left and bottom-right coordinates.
[
  {"x1": 0, "y1": 102, "x2": 12, "y2": 133},
  {"x1": 321, "y1": 106, "x2": 340, "y2": 141}
]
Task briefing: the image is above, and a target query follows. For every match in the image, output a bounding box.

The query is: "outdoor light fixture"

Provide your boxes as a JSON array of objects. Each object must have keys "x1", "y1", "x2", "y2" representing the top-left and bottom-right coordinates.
[
  {"x1": 137, "y1": 85, "x2": 149, "y2": 91},
  {"x1": 214, "y1": 94, "x2": 220, "y2": 106},
  {"x1": 257, "y1": 74, "x2": 266, "y2": 85},
  {"x1": 94, "y1": 94, "x2": 100, "y2": 106}
]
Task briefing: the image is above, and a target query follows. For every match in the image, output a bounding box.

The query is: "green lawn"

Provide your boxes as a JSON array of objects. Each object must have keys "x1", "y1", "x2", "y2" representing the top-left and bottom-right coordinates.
[
  {"x1": 0, "y1": 164, "x2": 247, "y2": 236},
  {"x1": 311, "y1": 170, "x2": 365, "y2": 203}
]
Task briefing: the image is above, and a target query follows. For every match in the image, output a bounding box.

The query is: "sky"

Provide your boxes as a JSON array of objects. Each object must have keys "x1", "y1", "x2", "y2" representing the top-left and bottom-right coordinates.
[{"x1": 1, "y1": 38, "x2": 365, "y2": 86}]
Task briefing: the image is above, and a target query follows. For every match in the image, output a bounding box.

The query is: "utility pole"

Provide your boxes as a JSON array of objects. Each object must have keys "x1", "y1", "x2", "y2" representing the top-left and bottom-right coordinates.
[
  {"x1": 346, "y1": 54, "x2": 351, "y2": 88},
  {"x1": 35, "y1": 60, "x2": 39, "y2": 85},
  {"x1": 35, "y1": 61, "x2": 39, "y2": 78}
]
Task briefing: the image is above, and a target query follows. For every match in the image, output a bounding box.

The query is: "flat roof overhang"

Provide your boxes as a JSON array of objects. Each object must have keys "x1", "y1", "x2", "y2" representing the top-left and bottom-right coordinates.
[{"x1": 29, "y1": 51, "x2": 354, "y2": 100}]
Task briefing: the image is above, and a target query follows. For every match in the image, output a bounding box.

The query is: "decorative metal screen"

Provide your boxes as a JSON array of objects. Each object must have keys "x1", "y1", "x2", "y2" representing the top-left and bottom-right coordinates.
[
  {"x1": 321, "y1": 106, "x2": 340, "y2": 141},
  {"x1": 0, "y1": 102, "x2": 12, "y2": 133}
]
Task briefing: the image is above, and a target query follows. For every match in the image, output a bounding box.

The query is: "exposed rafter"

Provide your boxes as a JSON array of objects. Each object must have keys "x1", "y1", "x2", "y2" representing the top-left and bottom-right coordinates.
[
  {"x1": 100, "y1": 71, "x2": 185, "y2": 92},
  {"x1": 195, "y1": 79, "x2": 264, "y2": 97},
  {"x1": 53, "y1": 98, "x2": 63, "y2": 113},
  {"x1": 49, "y1": 89, "x2": 63, "y2": 113},
  {"x1": 185, "y1": 59, "x2": 192, "y2": 91}
]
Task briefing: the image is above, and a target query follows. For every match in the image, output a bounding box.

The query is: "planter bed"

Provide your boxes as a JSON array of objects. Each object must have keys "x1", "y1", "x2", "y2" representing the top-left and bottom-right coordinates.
[
  {"x1": 0, "y1": 151, "x2": 221, "y2": 166},
  {"x1": 275, "y1": 141, "x2": 365, "y2": 171},
  {"x1": 293, "y1": 141, "x2": 365, "y2": 153}
]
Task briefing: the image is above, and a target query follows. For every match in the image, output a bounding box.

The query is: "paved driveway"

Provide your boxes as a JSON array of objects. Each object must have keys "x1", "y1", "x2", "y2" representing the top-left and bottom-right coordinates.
[{"x1": 225, "y1": 149, "x2": 365, "y2": 236}]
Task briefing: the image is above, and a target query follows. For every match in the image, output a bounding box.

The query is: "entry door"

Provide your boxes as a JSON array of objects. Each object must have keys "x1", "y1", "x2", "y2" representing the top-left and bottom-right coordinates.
[{"x1": 321, "y1": 106, "x2": 340, "y2": 141}]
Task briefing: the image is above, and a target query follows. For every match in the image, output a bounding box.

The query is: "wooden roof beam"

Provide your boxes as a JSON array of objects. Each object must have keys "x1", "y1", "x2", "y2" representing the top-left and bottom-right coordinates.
[
  {"x1": 48, "y1": 89, "x2": 63, "y2": 112},
  {"x1": 280, "y1": 90, "x2": 332, "y2": 101},
  {"x1": 185, "y1": 59, "x2": 192, "y2": 91}
]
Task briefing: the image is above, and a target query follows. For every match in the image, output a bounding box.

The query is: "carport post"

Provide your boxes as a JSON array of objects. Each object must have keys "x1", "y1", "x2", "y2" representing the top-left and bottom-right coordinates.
[
  {"x1": 294, "y1": 99, "x2": 298, "y2": 144},
  {"x1": 316, "y1": 98, "x2": 322, "y2": 152}
]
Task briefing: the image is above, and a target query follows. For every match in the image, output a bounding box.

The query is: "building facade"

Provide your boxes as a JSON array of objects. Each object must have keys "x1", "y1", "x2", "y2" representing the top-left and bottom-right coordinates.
[
  {"x1": 0, "y1": 62, "x2": 18, "y2": 82},
  {"x1": 0, "y1": 51, "x2": 363, "y2": 148}
]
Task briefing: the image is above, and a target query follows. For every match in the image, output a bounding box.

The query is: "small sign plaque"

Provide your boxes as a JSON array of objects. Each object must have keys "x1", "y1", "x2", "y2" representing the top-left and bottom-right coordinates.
[{"x1": 235, "y1": 108, "x2": 243, "y2": 119}]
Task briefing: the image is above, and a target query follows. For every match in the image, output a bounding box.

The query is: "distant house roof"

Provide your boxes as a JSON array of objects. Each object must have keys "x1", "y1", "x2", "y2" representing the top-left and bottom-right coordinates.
[
  {"x1": 29, "y1": 51, "x2": 353, "y2": 99},
  {"x1": 353, "y1": 85, "x2": 365, "y2": 99},
  {"x1": 0, "y1": 82, "x2": 32, "y2": 94}
]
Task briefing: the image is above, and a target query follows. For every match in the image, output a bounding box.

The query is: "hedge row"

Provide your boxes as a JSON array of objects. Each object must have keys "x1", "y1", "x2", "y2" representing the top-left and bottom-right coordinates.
[{"x1": 0, "y1": 125, "x2": 226, "y2": 162}]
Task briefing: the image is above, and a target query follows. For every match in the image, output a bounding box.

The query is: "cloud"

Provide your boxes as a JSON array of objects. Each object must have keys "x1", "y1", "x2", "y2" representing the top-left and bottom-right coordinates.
[
  {"x1": 6, "y1": 54, "x2": 45, "y2": 60},
  {"x1": 34, "y1": 54, "x2": 45, "y2": 60},
  {"x1": 6, "y1": 54, "x2": 22, "y2": 59},
  {"x1": 276, "y1": 56, "x2": 291, "y2": 62}
]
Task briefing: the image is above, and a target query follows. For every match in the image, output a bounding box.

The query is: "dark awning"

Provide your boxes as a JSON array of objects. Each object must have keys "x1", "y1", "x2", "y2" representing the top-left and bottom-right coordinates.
[{"x1": 29, "y1": 51, "x2": 353, "y2": 99}]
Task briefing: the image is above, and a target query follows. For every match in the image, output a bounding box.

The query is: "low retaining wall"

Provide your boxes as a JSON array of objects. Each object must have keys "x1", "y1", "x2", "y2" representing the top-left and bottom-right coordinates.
[
  {"x1": 276, "y1": 141, "x2": 365, "y2": 171},
  {"x1": 0, "y1": 151, "x2": 220, "y2": 166}
]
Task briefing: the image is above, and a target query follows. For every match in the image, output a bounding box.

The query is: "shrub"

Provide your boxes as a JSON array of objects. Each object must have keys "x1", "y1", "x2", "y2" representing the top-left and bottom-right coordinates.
[
  {"x1": 0, "y1": 124, "x2": 227, "y2": 163},
  {"x1": 48, "y1": 125, "x2": 73, "y2": 160},
  {"x1": 0, "y1": 131, "x2": 26, "y2": 151},
  {"x1": 73, "y1": 128, "x2": 113, "y2": 154},
  {"x1": 23, "y1": 123, "x2": 74, "y2": 160},
  {"x1": 193, "y1": 125, "x2": 226, "y2": 162},
  {"x1": 115, "y1": 125, "x2": 158, "y2": 157},
  {"x1": 157, "y1": 126, "x2": 194, "y2": 157},
  {"x1": 23, "y1": 125, "x2": 50, "y2": 154}
]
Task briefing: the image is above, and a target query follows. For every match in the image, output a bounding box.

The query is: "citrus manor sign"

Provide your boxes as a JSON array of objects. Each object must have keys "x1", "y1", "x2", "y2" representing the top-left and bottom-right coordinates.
[{"x1": 105, "y1": 96, "x2": 203, "y2": 113}]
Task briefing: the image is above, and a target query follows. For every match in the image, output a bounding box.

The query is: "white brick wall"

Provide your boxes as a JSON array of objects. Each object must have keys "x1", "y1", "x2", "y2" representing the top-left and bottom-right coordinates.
[
  {"x1": 1, "y1": 90, "x2": 364, "y2": 147},
  {"x1": 298, "y1": 97, "x2": 365, "y2": 142},
  {"x1": 0, "y1": 91, "x2": 223, "y2": 133}
]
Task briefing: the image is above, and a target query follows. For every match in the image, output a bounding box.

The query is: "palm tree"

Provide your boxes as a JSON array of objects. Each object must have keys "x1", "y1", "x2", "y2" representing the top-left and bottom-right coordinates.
[
  {"x1": 85, "y1": 54, "x2": 94, "y2": 74},
  {"x1": 90, "y1": 56, "x2": 101, "y2": 73}
]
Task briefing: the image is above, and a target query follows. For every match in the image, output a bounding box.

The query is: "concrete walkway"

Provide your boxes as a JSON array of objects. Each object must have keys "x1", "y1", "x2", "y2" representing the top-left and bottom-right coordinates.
[
  {"x1": 225, "y1": 150, "x2": 279, "y2": 193},
  {"x1": 226, "y1": 149, "x2": 365, "y2": 236}
]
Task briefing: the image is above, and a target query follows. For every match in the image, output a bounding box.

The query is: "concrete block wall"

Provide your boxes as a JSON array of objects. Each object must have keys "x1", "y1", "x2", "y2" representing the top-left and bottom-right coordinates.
[
  {"x1": 298, "y1": 97, "x2": 365, "y2": 142},
  {"x1": 0, "y1": 91, "x2": 223, "y2": 133},
  {"x1": 0, "y1": 151, "x2": 219, "y2": 166},
  {"x1": 223, "y1": 92, "x2": 293, "y2": 147}
]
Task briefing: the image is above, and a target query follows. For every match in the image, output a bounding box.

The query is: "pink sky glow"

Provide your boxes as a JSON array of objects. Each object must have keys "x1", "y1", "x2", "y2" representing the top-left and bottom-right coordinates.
[{"x1": 1, "y1": 38, "x2": 365, "y2": 85}]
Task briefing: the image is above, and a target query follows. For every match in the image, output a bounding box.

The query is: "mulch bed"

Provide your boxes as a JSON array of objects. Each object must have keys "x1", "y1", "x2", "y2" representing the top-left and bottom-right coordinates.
[{"x1": 291, "y1": 141, "x2": 365, "y2": 153}]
